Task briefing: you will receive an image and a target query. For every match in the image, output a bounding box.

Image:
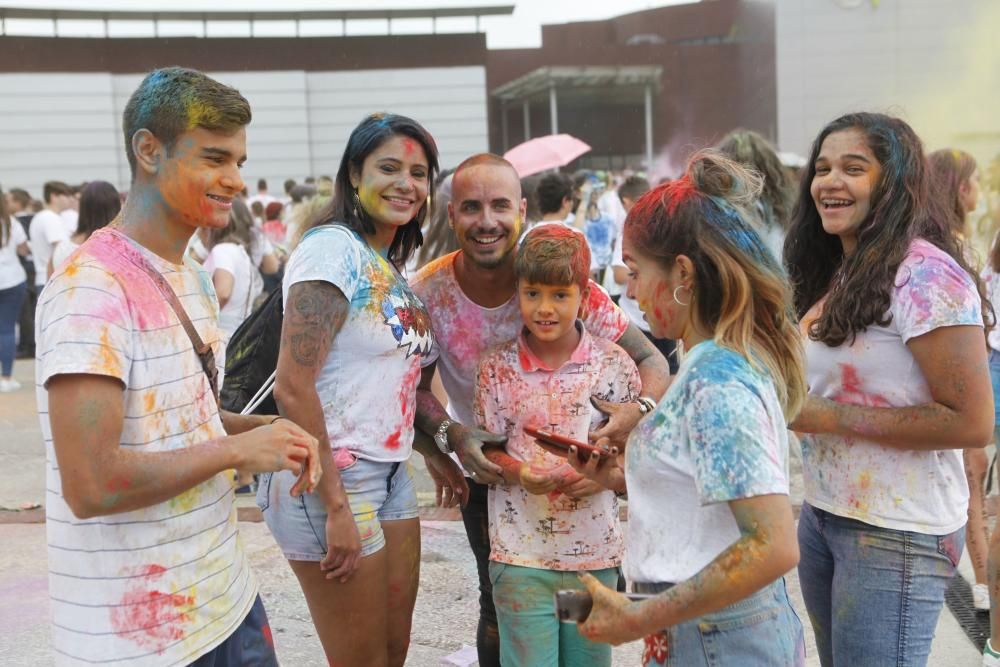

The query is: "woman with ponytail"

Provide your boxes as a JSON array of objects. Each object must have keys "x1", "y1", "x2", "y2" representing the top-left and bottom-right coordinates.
[
  {"x1": 568, "y1": 151, "x2": 807, "y2": 666},
  {"x1": 786, "y1": 113, "x2": 992, "y2": 667}
]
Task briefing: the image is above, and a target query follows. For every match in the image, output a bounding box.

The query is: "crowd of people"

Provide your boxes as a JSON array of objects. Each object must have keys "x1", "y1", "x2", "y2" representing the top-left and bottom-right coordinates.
[{"x1": 3, "y1": 65, "x2": 1000, "y2": 667}]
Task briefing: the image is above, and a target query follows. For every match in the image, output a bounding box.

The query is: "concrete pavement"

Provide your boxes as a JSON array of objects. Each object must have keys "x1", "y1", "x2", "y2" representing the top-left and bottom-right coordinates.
[{"x1": 0, "y1": 360, "x2": 983, "y2": 665}]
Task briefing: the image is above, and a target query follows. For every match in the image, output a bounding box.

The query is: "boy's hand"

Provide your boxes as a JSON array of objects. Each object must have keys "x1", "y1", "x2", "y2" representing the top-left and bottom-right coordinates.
[
  {"x1": 558, "y1": 475, "x2": 606, "y2": 500},
  {"x1": 451, "y1": 424, "x2": 506, "y2": 485},
  {"x1": 231, "y1": 420, "x2": 321, "y2": 495},
  {"x1": 519, "y1": 463, "x2": 560, "y2": 495}
]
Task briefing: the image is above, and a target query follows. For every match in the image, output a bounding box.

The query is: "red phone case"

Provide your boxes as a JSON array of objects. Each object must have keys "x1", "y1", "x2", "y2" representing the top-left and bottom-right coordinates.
[{"x1": 523, "y1": 426, "x2": 611, "y2": 460}]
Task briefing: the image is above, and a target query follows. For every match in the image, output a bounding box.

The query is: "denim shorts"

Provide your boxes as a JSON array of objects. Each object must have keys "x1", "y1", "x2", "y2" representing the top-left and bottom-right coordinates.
[
  {"x1": 637, "y1": 579, "x2": 805, "y2": 667},
  {"x1": 257, "y1": 453, "x2": 418, "y2": 561}
]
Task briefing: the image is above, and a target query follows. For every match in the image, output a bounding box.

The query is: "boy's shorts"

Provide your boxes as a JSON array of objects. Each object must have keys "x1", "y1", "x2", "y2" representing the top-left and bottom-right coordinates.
[
  {"x1": 189, "y1": 595, "x2": 277, "y2": 666},
  {"x1": 257, "y1": 454, "x2": 418, "y2": 561}
]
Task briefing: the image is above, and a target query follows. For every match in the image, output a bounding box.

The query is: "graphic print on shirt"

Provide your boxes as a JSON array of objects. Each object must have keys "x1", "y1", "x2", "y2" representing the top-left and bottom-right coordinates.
[{"x1": 381, "y1": 289, "x2": 433, "y2": 358}]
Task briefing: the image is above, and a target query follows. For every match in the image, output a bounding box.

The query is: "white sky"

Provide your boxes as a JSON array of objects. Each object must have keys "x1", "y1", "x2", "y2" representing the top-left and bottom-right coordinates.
[{"x1": 0, "y1": 0, "x2": 697, "y2": 48}]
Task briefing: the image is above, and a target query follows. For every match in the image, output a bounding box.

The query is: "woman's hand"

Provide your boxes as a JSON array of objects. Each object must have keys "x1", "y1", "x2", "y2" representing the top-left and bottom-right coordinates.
[
  {"x1": 565, "y1": 439, "x2": 626, "y2": 494},
  {"x1": 322, "y1": 504, "x2": 362, "y2": 583},
  {"x1": 577, "y1": 572, "x2": 646, "y2": 645}
]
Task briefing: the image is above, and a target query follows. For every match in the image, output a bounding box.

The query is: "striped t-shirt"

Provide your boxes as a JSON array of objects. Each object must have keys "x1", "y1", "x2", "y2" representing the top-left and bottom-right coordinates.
[{"x1": 36, "y1": 228, "x2": 257, "y2": 666}]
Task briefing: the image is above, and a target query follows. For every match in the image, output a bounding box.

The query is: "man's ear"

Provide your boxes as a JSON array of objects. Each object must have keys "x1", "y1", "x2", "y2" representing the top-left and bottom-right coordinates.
[{"x1": 131, "y1": 129, "x2": 162, "y2": 177}]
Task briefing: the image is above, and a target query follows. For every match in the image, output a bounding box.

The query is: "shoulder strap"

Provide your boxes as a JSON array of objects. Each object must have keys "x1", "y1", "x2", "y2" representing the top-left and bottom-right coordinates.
[{"x1": 117, "y1": 236, "x2": 220, "y2": 405}]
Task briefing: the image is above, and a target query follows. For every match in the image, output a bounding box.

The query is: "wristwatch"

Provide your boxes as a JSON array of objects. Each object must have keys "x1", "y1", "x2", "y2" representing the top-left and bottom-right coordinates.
[
  {"x1": 636, "y1": 396, "x2": 657, "y2": 415},
  {"x1": 434, "y1": 419, "x2": 455, "y2": 454}
]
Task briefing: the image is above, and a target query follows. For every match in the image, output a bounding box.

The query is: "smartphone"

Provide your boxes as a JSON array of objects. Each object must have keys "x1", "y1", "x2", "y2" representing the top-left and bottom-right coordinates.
[
  {"x1": 523, "y1": 426, "x2": 611, "y2": 461},
  {"x1": 554, "y1": 590, "x2": 654, "y2": 622}
]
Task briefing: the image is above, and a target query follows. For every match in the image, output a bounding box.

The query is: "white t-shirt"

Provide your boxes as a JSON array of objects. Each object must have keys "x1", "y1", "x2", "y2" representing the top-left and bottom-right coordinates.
[
  {"x1": 51, "y1": 239, "x2": 79, "y2": 274},
  {"x1": 61, "y1": 209, "x2": 79, "y2": 235},
  {"x1": 475, "y1": 327, "x2": 639, "y2": 571},
  {"x1": 610, "y1": 231, "x2": 649, "y2": 332},
  {"x1": 204, "y1": 242, "x2": 262, "y2": 343},
  {"x1": 249, "y1": 228, "x2": 275, "y2": 270},
  {"x1": 0, "y1": 220, "x2": 28, "y2": 290},
  {"x1": 624, "y1": 340, "x2": 789, "y2": 584},
  {"x1": 410, "y1": 251, "x2": 631, "y2": 429},
  {"x1": 29, "y1": 209, "x2": 69, "y2": 286},
  {"x1": 283, "y1": 225, "x2": 434, "y2": 462},
  {"x1": 36, "y1": 228, "x2": 256, "y2": 666},
  {"x1": 802, "y1": 239, "x2": 982, "y2": 534}
]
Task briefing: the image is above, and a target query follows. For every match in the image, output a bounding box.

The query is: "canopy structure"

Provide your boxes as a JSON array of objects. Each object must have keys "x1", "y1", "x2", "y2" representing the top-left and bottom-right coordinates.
[{"x1": 492, "y1": 65, "x2": 662, "y2": 171}]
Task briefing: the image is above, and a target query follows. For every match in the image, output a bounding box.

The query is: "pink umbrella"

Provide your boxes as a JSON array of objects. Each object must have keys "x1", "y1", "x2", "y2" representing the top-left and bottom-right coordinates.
[{"x1": 503, "y1": 134, "x2": 592, "y2": 178}]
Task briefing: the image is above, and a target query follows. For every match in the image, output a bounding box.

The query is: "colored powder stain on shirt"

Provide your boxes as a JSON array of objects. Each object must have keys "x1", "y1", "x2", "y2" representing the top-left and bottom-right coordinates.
[
  {"x1": 834, "y1": 363, "x2": 891, "y2": 407},
  {"x1": 110, "y1": 565, "x2": 196, "y2": 652},
  {"x1": 385, "y1": 428, "x2": 403, "y2": 450},
  {"x1": 97, "y1": 328, "x2": 124, "y2": 378}
]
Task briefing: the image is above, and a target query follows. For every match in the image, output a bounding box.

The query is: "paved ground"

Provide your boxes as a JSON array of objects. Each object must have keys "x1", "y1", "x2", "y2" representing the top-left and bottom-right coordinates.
[{"x1": 0, "y1": 360, "x2": 984, "y2": 665}]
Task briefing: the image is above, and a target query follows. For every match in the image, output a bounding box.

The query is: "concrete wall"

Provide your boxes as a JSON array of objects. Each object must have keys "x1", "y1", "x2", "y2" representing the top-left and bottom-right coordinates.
[
  {"x1": 0, "y1": 66, "x2": 488, "y2": 198},
  {"x1": 776, "y1": 0, "x2": 999, "y2": 164}
]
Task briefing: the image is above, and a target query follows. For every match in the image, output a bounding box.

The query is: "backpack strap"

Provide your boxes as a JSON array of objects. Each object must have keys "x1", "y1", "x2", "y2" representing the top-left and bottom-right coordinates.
[{"x1": 114, "y1": 231, "x2": 221, "y2": 406}]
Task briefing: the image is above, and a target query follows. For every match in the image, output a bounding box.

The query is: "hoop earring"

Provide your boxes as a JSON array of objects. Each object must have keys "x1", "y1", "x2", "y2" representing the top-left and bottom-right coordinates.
[
  {"x1": 352, "y1": 189, "x2": 362, "y2": 219},
  {"x1": 673, "y1": 285, "x2": 689, "y2": 307}
]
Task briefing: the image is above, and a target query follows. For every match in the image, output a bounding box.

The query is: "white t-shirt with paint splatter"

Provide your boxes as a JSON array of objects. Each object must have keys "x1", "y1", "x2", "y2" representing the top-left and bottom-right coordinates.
[
  {"x1": 624, "y1": 340, "x2": 790, "y2": 584},
  {"x1": 474, "y1": 326, "x2": 639, "y2": 571},
  {"x1": 411, "y1": 250, "x2": 631, "y2": 428},
  {"x1": 801, "y1": 238, "x2": 982, "y2": 534},
  {"x1": 283, "y1": 225, "x2": 433, "y2": 462},
  {"x1": 36, "y1": 228, "x2": 257, "y2": 666}
]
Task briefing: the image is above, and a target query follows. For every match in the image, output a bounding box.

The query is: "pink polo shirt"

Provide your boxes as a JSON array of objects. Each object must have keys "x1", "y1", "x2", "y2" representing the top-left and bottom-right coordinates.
[{"x1": 473, "y1": 324, "x2": 640, "y2": 571}]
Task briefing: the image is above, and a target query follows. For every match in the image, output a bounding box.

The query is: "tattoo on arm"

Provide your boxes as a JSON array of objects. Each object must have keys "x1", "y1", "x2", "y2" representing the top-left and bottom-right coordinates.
[{"x1": 282, "y1": 281, "x2": 349, "y2": 368}]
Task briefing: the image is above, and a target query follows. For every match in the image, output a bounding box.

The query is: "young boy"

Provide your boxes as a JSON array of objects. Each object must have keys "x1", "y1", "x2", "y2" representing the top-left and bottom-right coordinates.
[
  {"x1": 36, "y1": 67, "x2": 319, "y2": 666},
  {"x1": 473, "y1": 224, "x2": 640, "y2": 667}
]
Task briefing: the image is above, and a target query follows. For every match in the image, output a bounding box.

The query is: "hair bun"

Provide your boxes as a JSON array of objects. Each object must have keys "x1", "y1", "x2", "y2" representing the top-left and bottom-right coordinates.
[{"x1": 686, "y1": 150, "x2": 763, "y2": 209}]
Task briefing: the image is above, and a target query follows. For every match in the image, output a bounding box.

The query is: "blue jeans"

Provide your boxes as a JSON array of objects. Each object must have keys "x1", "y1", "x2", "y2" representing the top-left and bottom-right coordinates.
[
  {"x1": 638, "y1": 579, "x2": 804, "y2": 667},
  {"x1": 0, "y1": 281, "x2": 27, "y2": 376},
  {"x1": 989, "y1": 349, "x2": 1000, "y2": 424},
  {"x1": 797, "y1": 502, "x2": 963, "y2": 667}
]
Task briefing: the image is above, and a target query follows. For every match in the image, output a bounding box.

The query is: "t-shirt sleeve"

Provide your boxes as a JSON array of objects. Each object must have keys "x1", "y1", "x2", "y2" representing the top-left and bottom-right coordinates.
[
  {"x1": 892, "y1": 247, "x2": 982, "y2": 342},
  {"x1": 37, "y1": 264, "x2": 132, "y2": 386},
  {"x1": 207, "y1": 244, "x2": 240, "y2": 278},
  {"x1": 686, "y1": 379, "x2": 788, "y2": 505},
  {"x1": 598, "y1": 344, "x2": 641, "y2": 404},
  {"x1": 285, "y1": 227, "x2": 363, "y2": 301},
  {"x1": 472, "y1": 357, "x2": 497, "y2": 432},
  {"x1": 11, "y1": 220, "x2": 27, "y2": 246},
  {"x1": 582, "y1": 281, "x2": 630, "y2": 342},
  {"x1": 43, "y1": 213, "x2": 69, "y2": 244}
]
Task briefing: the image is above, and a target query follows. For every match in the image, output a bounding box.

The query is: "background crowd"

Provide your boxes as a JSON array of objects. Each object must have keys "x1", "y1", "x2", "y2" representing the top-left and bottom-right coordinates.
[{"x1": 5, "y1": 65, "x2": 1000, "y2": 667}]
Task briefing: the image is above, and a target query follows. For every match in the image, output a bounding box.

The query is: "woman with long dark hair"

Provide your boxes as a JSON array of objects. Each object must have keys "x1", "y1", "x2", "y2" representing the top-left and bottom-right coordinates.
[
  {"x1": 0, "y1": 185, "x2": 29, "y2": 392},
  {"x1": 786, "y1": 113, "x2": 993, "y2": 666},
  {"x1": 262, "y1": 112, "x2": 464, "y2": 666},
  {"x1": 568, "y1": 152, "x2": 807, "y2": 666},
  {"x1": 50, "y1": 180, "x2": 120, "y2": 270}
]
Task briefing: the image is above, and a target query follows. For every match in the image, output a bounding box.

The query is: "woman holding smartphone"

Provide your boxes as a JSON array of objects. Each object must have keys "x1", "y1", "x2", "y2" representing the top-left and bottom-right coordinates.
[{"x1": 567, "y1": 151, "x2": 806, "y2": 666}]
